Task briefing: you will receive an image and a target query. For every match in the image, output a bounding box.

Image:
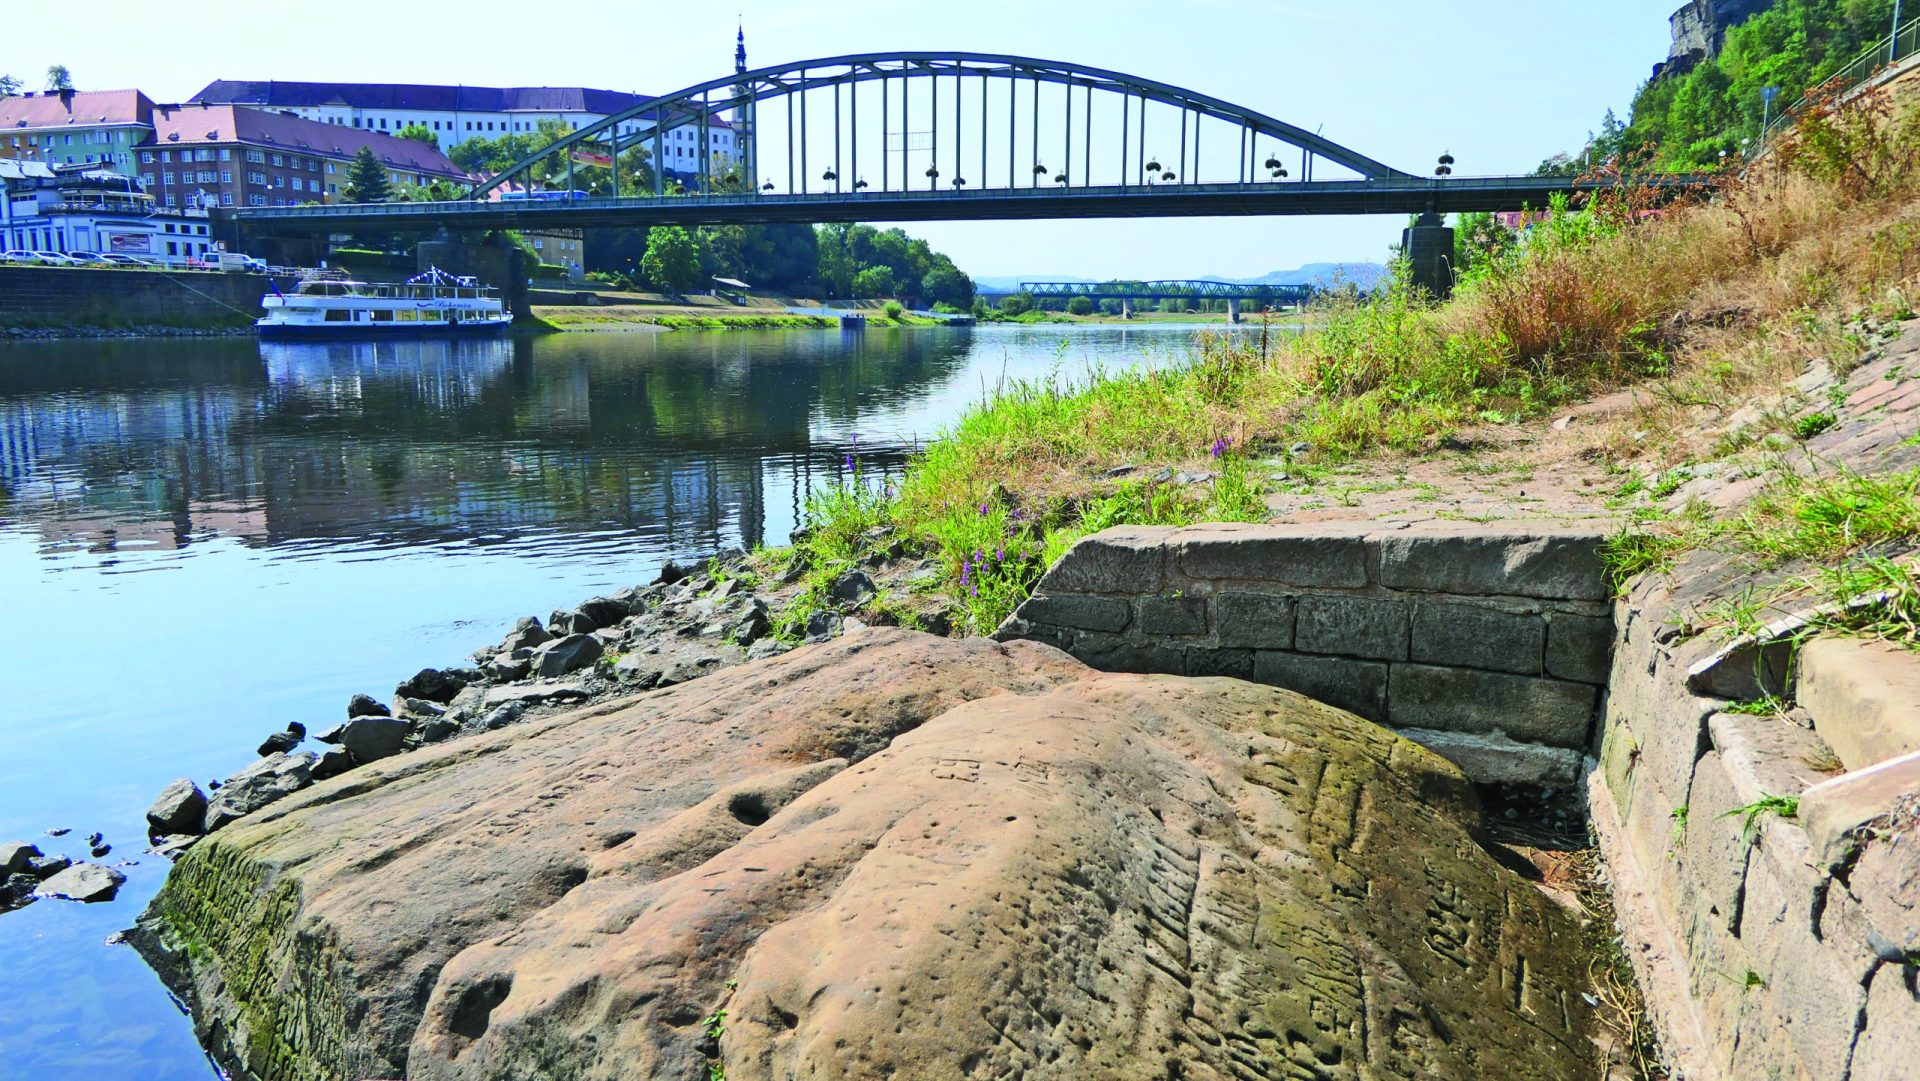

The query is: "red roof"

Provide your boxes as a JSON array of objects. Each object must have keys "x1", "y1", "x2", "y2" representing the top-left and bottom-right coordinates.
[
  {"x1": 148, "y1": 104, "x2": 466, "y2": 179},
  {"x1": 0, "y1": 89, "x2": 154, "y2": 131}
]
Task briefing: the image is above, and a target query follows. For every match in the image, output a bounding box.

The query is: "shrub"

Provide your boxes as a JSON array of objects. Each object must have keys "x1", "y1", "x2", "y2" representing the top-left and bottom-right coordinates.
[{"x1": 1066, "y1": 295, "x2": 1095, "y2": 316}]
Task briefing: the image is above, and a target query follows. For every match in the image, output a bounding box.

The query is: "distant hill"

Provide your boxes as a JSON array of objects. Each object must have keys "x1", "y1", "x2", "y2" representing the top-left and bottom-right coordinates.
[{"x1": 975, "y1": 263, "x2": 1386, "y2": 293}]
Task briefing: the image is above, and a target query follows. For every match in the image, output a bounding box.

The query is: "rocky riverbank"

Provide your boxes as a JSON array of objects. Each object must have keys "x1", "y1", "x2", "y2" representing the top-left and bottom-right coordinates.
[
  {"x1": 131, "y1": 629, "x2": 1608, "y2": 1081},
  {"x1": 129, "y1": 544, "x2": 949, "y2": 859}
]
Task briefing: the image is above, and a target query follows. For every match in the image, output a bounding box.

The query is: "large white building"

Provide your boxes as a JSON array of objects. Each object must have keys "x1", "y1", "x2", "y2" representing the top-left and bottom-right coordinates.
[
  {"x1": 0, "y1": 161, "x2": 213, "y2": 260},
  {"x1": 188, "y1": 80, "x2": 740, "y2": 180}
]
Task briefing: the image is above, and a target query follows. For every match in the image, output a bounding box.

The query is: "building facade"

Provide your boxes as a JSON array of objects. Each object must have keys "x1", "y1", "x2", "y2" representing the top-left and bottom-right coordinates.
[
  {"x1": 139, "y1": 104, "x2": 467, "y2": 210},
  {"x1": 0, "y1": 89, "x2": 157, "y2": 178},
  {"x1": 0, "y1": 161, "x2": 214, "y2": 260},
  {"x1": 188, "y1": 79, "x2": 741, "y2": 179}
]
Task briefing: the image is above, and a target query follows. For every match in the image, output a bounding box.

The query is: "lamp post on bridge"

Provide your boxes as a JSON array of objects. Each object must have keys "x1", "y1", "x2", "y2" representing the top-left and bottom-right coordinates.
[{"x1": 1896, "y1": 0, "x2": 1905, "y2": 65}]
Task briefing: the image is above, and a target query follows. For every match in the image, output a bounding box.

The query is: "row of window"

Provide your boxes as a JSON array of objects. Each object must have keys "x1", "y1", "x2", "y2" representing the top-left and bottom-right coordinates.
[
  {"x1": 4, "y1": 129, "x2": 137, "y2": 148},
  {"x1": 0, "y1": 229, "x2": 206, "y2": 258},
  {"x1": 11, "y1": 151, "x2": 134, "y2": 166}
]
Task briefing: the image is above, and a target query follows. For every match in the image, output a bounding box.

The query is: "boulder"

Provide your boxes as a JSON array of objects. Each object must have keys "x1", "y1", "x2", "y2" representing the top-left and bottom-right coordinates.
[
  {"x1": 255, "y1": 723, "x2": 305, "y2": 757},
  {"x1": 394, "y1": 697, "x2": 448, "y2": 720},
  {"x1": 34, "y1": 862, "x2": 124, "y2": 903},
  {"x1": 485, "y1": 651, "x2": 531, "y2": 682},
  {"x1": 480, "y1": 682, "x2": 590, "y2": 711},
  {"x1": 574, "y1": 596, "x2": 631, "y2": 630},
  {"x1": 529, "y1": 633, "x2": 602, "y2": 678},
  {"x1": 134, "y1": 631, "x2": 1596, "y2": 1081},
  {"x1": 25, "y1": 854, "x2": 70, "y2": 878},
  {"x1": 313, "y1": 724, "x2": 345, "y2": 745},
  {"x1": 346, "y1": 694, "x2": 390, "y2": 719},
  {"x1": 745, "y1": 637, "x2": 793, "y2": 661},
  {"x1": 150, "y1": 835, "x2": 199, "y2": 860},
  {"x1": 828, "y1": 568, "x2": 877, "y2": 605},
  {"x1": 202, "y1": 752, "x2": 317, "y2": 833},
  {"x1": 2, "y1": 841, "x2": 41, "y2": 875},
  {"x1": 417, "y1": 717, "x2": 460, "y2": 745},
  {"x1": 146, "y1": 779, "x2": 208, "y2": 837},
  {"x1": 500, "y1": 617, "x2": 551, "y2": 653},
  {"x1": 547, "y1": 609, "x2": 596, "y2": 636},
  {"x1": 729, "y1": 599, "x2": 772, "y2": 645},
  {"x1": 310, "y1": 748, "x2": 356, "y2": 782},
  {"x1": 340, "y1": 717, "x2": 411, "y2": 764},
  {"x1": 394, "y1": 667, "x2": 467, "y2": 705}
]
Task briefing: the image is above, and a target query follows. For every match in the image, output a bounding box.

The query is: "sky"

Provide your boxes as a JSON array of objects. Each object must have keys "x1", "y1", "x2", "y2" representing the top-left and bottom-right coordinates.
[{"x1": 8, "y1": 0, "x2": 1683, "y2": 279}]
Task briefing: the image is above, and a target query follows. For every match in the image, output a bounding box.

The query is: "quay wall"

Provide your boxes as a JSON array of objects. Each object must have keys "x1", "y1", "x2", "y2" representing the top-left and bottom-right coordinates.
[{"x1": 0, "y1": 265, "x2": 264, "y2": 332}]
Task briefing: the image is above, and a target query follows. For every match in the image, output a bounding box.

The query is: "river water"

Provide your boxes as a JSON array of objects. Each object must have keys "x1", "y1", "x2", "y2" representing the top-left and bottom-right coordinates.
[{"x1": 0, "y1": 322, "x2": 1212, "y2": 1077}]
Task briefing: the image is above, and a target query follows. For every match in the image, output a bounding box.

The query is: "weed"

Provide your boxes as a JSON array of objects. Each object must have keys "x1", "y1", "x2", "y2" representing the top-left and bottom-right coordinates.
[
  {"x1": 703, "y1": 1009, "x2": 727, "y2": 1041},
  {"x1": 1721, "y1": 794, "x2": 1800, "y2": 840},
  {"x1": 1669, "y1": 804, "x2": 1689, "y2": 849},
  {"x1": 1792, "y1": 411, "x2": 1837, "y2": 439},
  {"x1": 1722, "y1": 695, "x2": 1791, "y2": 716},
  {"x1": 1601, "y1": 529, "x2": 1685, "y2": 594}
]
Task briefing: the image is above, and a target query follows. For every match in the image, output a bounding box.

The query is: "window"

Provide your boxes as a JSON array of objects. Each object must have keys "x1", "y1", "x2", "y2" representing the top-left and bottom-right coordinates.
[
  {"x1": 164, "y1": 195, "x2": 176, "y2": 207},
  {"x1": 221, "y1": 170, "x2": 232, "y2": 183},
  {"x1": 325, "y1": 162, "x2": 335, "y2": 174},
  {"x1": 245, "y1": 149, "x2": 264, "y2": 163},
  {"x1": 141, "y1": 151, "x2": 154, "y2": 164},
  {"x1": 161, "y1": 150, "x2": 171, "y2": 162},
  {"x1": 324, "y1": 309, "x2": 350, "y2": 322},
  {"x1": 246, "y1": 171, "x2": 265, "y2": 185},
  {"x1": 248, "y1": 194, "x2": 266, "y2": 206},
  {"x1": 220, "y1": 148, "x2": 231, "y2": 161},
  {"x1": 291, "y1": 177, "x2": 303, "y2": 192},
  {"x1": 141, "y1": 173, "x2": 155, "y2": 188},
  {"x1": 162, "y1": 171, "x2": 175, "y2": 185},
  {"x1": 166, "y1": 240, "x2": 178, "y2": 255},
  {"x1": 221, "y1": 192, "x2": 233, "y2": 206}
]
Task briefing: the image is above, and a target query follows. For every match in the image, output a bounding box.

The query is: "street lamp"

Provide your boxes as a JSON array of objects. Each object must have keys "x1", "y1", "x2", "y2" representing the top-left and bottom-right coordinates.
[
  {"x1": 1895, "y1": 0, "x2": 1905, "y2": 64},
  {"x1": 1434, "y1": 151, "x2": 1454, "y2": 177}
]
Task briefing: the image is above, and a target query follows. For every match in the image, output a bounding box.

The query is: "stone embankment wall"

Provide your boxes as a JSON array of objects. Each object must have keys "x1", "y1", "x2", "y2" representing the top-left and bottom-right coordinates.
[
  {"x1": 994, "y1": 521, "x2": 1613, "y2": 785},
  {"x1": 1589, "y1": 335, "x2": 1920, "y2": 1081},
  {"x1": 0, "y1": 266, "x2": 263, "y2": 331}
]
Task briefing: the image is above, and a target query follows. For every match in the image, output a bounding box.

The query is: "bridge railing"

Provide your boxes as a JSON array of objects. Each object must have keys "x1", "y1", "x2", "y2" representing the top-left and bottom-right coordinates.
[
  {"x1": 234, "y1": 173, "x2": 1617, "y2": 221},
  {"x1": 1762, "y1": 15, "x2": 1920, "y2": 144}
]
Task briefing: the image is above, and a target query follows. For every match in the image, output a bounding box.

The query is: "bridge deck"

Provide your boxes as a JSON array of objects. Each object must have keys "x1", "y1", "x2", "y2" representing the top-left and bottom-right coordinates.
[{"x1": 227, "y1": 175, "x2": 1696, "y2": 235}]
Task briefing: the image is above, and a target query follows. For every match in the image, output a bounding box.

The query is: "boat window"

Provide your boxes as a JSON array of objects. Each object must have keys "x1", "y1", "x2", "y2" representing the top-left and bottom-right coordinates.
[
  {"x1": 323, "y1": 309, "x2": 350, "y2": 322},
  {"x1": 370, "y1": 310, "x2": 394, "y2": 322}
]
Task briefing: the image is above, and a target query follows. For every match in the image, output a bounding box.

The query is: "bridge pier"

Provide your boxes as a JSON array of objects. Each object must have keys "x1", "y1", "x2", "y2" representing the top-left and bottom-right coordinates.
[
  {"x1": 1121, "y1": 298, "x2": 1133, "y2": 319},
  {"x1": 417, "y1": 231, "x2": 530, "y2": 320},
  {"x1": 1227, "y1": 298, "x2": 1242, "y2": 323},
  {"x1": 1400, "y1": 212, "x2": 1455, "y2": 299}
]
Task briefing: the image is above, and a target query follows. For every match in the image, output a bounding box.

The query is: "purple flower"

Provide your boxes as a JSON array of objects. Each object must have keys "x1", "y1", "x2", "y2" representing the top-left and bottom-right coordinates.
[
  {"x1": 845, "y1": 453, "x2": 855, "y2": 471},
  {"x1": 959, "y1": 558, "x2": 971, "y2": 589},
  {"x1": 1210, "y1": 437, "x2": 1232, "y2": 459},
  {"x1": 978, "y1": 501, "x2": 991, "y2": 516},
  {"x1": 995, "y1": 547, "x2": 1005, "y2": 562}
]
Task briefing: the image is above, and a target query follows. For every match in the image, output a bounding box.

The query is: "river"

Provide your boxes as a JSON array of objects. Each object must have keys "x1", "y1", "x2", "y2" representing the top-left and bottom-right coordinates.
[{"x1": 0, "y1": 322, "x2": 1215, "y2": 1077}]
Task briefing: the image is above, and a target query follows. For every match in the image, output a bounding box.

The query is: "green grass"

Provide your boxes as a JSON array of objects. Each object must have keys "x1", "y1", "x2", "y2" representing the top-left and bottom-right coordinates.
[{"x1": 1721, "y1": 794, "x2": 1799, "y2": 840}]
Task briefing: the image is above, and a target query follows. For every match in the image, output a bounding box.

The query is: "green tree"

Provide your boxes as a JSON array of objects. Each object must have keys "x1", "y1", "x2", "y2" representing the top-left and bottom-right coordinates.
[
  {"x1": 1066, "y1": 295, "x2": 1095, "y2": 316},
  {"x1": 999, "y1": 293, "x2": 1032, "y2": 316},
  {"x1": 641, "y1": 226, "x2": 703, "y2": 293},
  {"x1": 919, "y1": 262, "x2": 974, "y2": 307},
  {"x1": 45, "y1": 65, "x2": 72, "y2": 92},
  {"x1": 0, "y1": 75, "x2": 21, "y2": 98},
  {"x1": 396, "y1": 124, "x2": 439, "y2": 149},
  {"x1": 851, "y1": 265, "x2": 897, "y2": 298},
  {"x1": 343, "y1": 146, "x2": 394, "y2": 203},
  {"x1": 1452, "y1": 211, "x2": 1517, "y2": 274}
]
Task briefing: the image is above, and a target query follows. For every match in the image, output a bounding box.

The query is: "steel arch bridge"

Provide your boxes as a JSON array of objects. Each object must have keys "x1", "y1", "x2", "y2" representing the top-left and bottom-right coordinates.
[
  {"x1": 1013, "y1": 280, "x2": 1315, "y2": 302},
  {"x1": 225, "y1": 51, "x2": 1695, "y2": 236}
]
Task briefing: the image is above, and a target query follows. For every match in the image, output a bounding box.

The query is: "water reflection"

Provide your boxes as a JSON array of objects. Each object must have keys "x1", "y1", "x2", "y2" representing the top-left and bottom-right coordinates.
[{"x1": 0, "y1": 328, "x2": 981, "y2": 561}]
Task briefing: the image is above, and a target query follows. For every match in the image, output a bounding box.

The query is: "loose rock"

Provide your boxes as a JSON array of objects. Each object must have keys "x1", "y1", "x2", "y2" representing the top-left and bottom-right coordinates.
[
  {"x1": 202, "y1": 752, "x2": 317, "y2": 833},
  {"x1": 829, "y1": 569, "x2": 877, "y2": 605},
  {"x1": 346, "y1": 694, "x2": 390, "y2": 719},
  {"x1": 146, "y1": 779, "x2": 207, "y2": 837},
  {"x1": 34, "y1": 863, "x2": 125, "y2": 903},
  {"x1": 255, "y1": 723, "x2": 305, "y2": 757},
  {"x1": 529, "y1": 633, "x2": 602, "y2": 678},
  {"x1": 2, "y1": 841, "x2": 41, "y2": 875},
  {"x1": 310, "y1": 748, "x2": 356, "y2": 782},
  {"x1": 26, "y1": 854, "x2": 71, "y2": 878},
  {"x1": 394, "y1": 667, "x2": 467, "y2": 705},
  {"x1": 340, "y1": 717, "x2": 411, "y2": 764},
  {"x1": 500, "y1": 617, "x2": 551, "y2": 653}
]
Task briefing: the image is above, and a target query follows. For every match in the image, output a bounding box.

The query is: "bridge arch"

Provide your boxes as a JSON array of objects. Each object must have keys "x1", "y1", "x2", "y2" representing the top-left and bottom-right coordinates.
[{"x1": 469, "y1": 51, "x2": 1413, "y2": 201}]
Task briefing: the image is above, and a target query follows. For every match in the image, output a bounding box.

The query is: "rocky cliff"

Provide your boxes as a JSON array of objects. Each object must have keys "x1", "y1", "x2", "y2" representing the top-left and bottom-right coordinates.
[
  {"x1": 1658, "y1": 0, "x2": 1775, "y2": 78},
  {"x1": 135, "y1": 630, "x2": 1600, "y2": 1081}
]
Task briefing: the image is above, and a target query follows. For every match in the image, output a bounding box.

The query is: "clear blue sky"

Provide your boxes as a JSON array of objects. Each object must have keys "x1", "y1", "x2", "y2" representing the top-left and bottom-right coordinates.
[{"x1": 13, "y1": 0, "x2": 1682, "y2": 279}]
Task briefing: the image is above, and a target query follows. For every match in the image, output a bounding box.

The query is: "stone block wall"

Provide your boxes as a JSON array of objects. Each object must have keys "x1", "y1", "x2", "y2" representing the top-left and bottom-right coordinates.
[
  {"x1": 0, "y1": 265, "x2": 264, "y2": 330},
  {"x1": 994, "y1": 521, "x2": 1614, "y2": 785}
]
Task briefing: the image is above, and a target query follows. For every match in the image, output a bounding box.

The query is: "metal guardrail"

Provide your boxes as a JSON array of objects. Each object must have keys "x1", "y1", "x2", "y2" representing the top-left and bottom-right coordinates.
[{"x1": 1762, "y1": 15, "x2": 1920, "y2": 143}]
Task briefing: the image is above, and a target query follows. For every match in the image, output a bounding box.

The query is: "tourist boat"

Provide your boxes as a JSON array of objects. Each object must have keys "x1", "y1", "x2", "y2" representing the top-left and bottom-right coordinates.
[{"x1": 256, "y1": 267, "x2": 511, "y2": 338}]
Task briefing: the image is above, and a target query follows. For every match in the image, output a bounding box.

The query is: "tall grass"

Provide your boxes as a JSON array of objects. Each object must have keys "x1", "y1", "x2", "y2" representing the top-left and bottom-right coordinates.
[{"x1": 785, "y1": 84, "x2": 1920, "y2": 635}]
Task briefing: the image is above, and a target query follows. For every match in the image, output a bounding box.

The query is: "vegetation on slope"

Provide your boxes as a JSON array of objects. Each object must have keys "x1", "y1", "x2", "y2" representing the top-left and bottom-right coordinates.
[{"x1": 761, "y1": 80, "x2": 1920, "y2": 637}]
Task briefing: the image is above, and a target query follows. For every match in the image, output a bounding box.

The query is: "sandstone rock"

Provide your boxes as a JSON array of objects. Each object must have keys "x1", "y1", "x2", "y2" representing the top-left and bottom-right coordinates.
[
  {"x1": 145, "y1": 779, "x2": 207, "y2": 837},
  {"x1": 137, "y1": 631, "x2": 1596, "y2": 1081},
  {"x1": 396, "y1": 667, "x2": 468, "y2": 705},
  {"x1": 25, "y1": 854, "x2": 70, "y2": 878},
  {"x1": 341, "y1": 717, "x2": 411, "y2": 763},
  {"x1": 346, "y1": 693, "x2": 390, "y2": 719},
  {"x1": 34, "y1": 862, "x2": 124, "y2": 903},
  {"x1": 1, "y1": 841, "x2": 40, "y2": 875},
  {"x1": 574, "y1": 596, "x2": 631, "y2": 631},
  {"x1": 484, "y1": 651, "x2": 532, "y2": 682},
  {"x1": 1799, "y1": 638, "x2": 1920, "y2": 771},
  {"x1": 311, "y1": 748, "x2": 356, "y2": 781},
  {"x1": 480, "y1": 683, "x2": 589, "y2": 711},
  {"x1": 202, "y1": 752, "x2": 316, "y2": 833},
  {"x1": 529, "y1": 633, "x2": 601, "y2": 678},
  {"x1": 745, "y1": 637, "x2": 792, "y2": 661},
  {"x1": 255, "y1": 722, "x2": 305, "y2": 757},
  {"x1": 500, "y1": 617, "x2": 551, "y2": 653}
]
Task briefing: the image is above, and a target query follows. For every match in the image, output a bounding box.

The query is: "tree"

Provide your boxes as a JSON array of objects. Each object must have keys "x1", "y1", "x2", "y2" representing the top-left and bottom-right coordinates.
[
  {"x1": 1066, "y1": 295, "x2": 1095, "y2": 316},
  {"x1": 396, "y1": 124, "x2": 439, "y2": 149},
  {"x1": 919, "y1": 263, "x2": 974, "y2": 307},
  {"x1": 45, "y1": 65, "x2": 72, "y2": 92},
  {"x1": 1453, "y1": 211, "x2": 1517, "y2": 274},
  {"x1": 999, "y1": 293, "x2": 1032, "y2": 316},
  {"x1": 343, "y1": 146, "x2": 394, "y2": 203},
  {"x1": 0, "y1": 75, "x2": 21, "y2": 98},
  {"x1": 851, "y1": 266, "x2": 897, "y2": 298},
  {"x1": 641, "y1": 226, "x2": 703, "y2": 294}
]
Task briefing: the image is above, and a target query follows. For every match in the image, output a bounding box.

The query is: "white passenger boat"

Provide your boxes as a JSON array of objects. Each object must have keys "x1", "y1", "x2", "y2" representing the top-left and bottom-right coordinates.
[{"x1": 256, "y1": 268, "x2": 511, "y2": 338}]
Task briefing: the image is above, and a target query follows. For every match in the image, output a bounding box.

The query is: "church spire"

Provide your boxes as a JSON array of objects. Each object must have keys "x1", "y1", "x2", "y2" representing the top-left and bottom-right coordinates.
[{"x1": 735, "y1": 24, "x2": 747, "y2": 75}]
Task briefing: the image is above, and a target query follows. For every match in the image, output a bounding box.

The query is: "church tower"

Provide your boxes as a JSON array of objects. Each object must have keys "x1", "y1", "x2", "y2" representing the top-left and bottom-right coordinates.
[{"x1": 734, "y1": 25, "x2": 757, "y2": 192}]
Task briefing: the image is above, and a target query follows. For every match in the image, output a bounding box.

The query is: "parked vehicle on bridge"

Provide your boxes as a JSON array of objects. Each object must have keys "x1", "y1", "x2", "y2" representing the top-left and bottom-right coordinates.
[
  {"x1": 216, "y1": 252, "x2": 268, "y2": 273},
  {"x1": 96, "y1": 253, "x2": 158, "y2": 267},
  {"x1": 31, "y1": 251, "x2": 86, "y2": 266},
  {"x1": 255, "y1": 267, "x2": 511, "y2": 338},
  {"x1": 1, "y1": 250, "x2": 49, "y2": 265}
]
